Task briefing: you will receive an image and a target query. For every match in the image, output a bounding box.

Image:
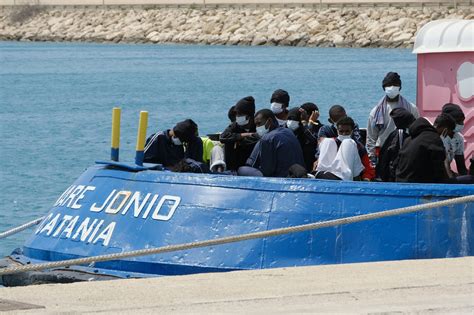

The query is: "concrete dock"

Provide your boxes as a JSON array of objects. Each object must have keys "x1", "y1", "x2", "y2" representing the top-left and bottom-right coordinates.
[{"x1": 1, "y1": 257, "x2": 473, "y2": 313}]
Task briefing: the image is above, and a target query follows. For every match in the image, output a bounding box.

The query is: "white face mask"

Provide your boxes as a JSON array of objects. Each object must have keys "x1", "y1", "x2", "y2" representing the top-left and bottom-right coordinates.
[
  {"x1": 171, "y1": 136, "x2": 182, "y2": 146},
  {"x1": 454, "y1": 124, "x2": 464, "y2": 133},
  {"x1": 337, "y1": 134, "x2": 351, "y2": 141},
  {"x1": 236, "y1": 115, "x2": 249, "y2": 126},
  {"x1": 256, "y1": 123, "x2": 269, "y2": 137},
  {"x1": 271, "y1": 102, "x2": 284, "y2": 114},
  {"x1": 385, "y1": 86, "x2": 400, "y2": 99},
  {"x1": 286, "y1": 120, "x2": 300, "y2": 131},
  {"x1": 276, "y1": 118, "x2": 287, "y2": 127}
]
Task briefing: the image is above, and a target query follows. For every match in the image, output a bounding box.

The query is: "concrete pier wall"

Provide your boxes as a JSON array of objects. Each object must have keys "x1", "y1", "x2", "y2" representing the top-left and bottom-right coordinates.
[{"x1": 0, "y1": 2, "x2": 472, "y2": 47}]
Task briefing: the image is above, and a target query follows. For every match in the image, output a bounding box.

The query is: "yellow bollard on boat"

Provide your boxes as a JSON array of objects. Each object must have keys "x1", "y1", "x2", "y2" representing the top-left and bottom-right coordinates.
[
  {"x1": 111, "y1": 107, "x2": 121, "y2": 162},
  {"x1": 135, "y1": 111, "x2": 148, "y2": 166}
]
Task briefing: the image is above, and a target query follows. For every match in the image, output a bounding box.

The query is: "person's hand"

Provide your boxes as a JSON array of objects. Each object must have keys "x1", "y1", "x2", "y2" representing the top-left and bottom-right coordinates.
[
  {"x1": 309, "y1": 110, "x2": 320, "y2": 123},
  {"x1": 312, "y1": 160, "x2": 319, "y2": 172},
  {"x1": 241, "y1": 133, "x2": 254, "y2": 137}
]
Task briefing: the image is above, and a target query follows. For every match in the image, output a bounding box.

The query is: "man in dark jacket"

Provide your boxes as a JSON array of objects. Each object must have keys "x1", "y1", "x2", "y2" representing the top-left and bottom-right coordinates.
[
  {"x1": 395, "y1": 117, "x2": 449, "y2": 183},
  {"x1": 376, "y1": 108, "x2": 415, "y2": 182},
  {"x1": 144, "y1": 119, "x2": 203, "y2": 167},
  {"x1": 238, "y1": 109, "x2": 305, "y2": 177},
  {"x1": 219, "y1": 96, "x2": 259, "y2": 171}
]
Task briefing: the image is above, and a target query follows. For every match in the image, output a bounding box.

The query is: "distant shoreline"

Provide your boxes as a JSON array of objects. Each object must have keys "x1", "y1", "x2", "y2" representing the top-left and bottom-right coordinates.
[{"x1": 0, "y1": 6, "x2": 472, "y2": 48}]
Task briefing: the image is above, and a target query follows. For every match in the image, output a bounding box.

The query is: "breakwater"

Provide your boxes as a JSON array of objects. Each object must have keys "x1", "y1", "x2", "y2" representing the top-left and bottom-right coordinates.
[{"x1": 0, "y1": 6, "x2": 472, "y2": 47}]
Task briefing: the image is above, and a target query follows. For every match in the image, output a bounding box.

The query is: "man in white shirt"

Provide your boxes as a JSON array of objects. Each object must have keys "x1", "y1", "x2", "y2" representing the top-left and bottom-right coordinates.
[{"x1": 367, "y1": 72, "x2": 419, "y2": 164}]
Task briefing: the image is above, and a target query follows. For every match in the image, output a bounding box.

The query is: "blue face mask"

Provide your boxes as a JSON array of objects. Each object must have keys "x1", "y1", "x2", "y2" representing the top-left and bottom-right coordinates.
[
  {"x1": 171, "y1": 137, "x2": 182, "y2": 146},
  {"x1": 286, "y1": 120, "x2": 300, "y2": 131},
  {"x1": 454, "y1": 124, "x2": 464, "y2": 133},
  {"x1": 256, "y1": 121, "x2": 269, "y2": 137},
  {"x1": 235, "y1": 115, "x2": 249, "y2": 126},
  {"x1": 271, "y1": 102, "x2": 283, "y2": 114}
]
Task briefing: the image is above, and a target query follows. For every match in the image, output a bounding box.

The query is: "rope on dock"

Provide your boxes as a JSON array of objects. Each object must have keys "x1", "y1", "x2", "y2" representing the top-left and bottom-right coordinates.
[
  {"x1": 0, "y1": 195, "x2": 473, "y2": 276},
  {"x1": 0, "y1": 216, "x2": 45, "y2": 240}
]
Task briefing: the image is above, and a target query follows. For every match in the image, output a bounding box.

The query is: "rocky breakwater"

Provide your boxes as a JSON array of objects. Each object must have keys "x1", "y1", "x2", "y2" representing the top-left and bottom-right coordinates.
[{"x1": 0, "y1": 6, "x2": 472, "y2": 47}]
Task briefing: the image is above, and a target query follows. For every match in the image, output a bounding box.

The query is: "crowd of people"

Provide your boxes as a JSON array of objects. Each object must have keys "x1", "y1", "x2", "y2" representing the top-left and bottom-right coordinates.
[{"x1": 143, "y1": 72, "x2": 472, "y2": 184}]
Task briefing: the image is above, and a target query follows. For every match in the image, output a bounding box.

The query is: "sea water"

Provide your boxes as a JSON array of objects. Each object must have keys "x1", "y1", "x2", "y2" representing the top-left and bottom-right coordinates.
[{"x1": 0, "y1": 41, "x2": 416, "y2": 256}]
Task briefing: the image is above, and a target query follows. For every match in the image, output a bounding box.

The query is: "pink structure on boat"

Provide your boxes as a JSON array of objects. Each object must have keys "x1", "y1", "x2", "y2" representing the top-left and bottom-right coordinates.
[{"x1": 413, "y1": 19, "x2": 473, "y2": 164}]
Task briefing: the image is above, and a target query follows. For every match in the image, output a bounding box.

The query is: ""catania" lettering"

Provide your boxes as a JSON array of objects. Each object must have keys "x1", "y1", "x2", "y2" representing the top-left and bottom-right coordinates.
[
  {"x1": 35, "y1": 213, "x2": 116, "y2": 246},
  {"x1": 54, "y1": 185, "x2": 181, "y2": 221}
]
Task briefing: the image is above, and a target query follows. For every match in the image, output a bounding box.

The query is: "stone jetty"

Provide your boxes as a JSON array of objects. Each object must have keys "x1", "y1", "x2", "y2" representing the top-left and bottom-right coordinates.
[{"x1": 0, "y1": 5, "x2": 472, "y2": 47}]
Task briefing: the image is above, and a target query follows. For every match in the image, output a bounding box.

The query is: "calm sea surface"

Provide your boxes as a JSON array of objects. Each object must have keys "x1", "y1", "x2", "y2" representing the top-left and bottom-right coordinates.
[{"x1": 0, "y1": 41, "x2": 416, "y2": 256}]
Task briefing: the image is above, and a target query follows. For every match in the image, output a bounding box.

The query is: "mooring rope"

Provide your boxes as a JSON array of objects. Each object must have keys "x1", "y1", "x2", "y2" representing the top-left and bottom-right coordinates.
[
  {"x1": 0, "y1": 195, "x2": 472, "y2": 276},
  {"x1": 0, "y1": 216, "x2": 45, "y2": 240}
]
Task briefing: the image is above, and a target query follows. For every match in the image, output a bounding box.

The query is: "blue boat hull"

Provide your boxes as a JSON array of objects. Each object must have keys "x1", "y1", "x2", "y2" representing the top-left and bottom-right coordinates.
[{"x1": 2, "y1": 164, "x2": 473, "y2": 283}]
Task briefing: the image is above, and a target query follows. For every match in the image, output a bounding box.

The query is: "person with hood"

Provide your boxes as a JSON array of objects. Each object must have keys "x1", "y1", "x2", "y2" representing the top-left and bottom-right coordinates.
[
  {"x1": 286, "y1": 107, "x2": 318, "y2": 172},
  {"x1": 144, "y1": 119, "x2": 203, "y2": 167},
  {"x1": 315, "y1": 117, "x2": 366, "y2": 181},
  {"x1": 300, "y1": 102, "x2": 323, "y2": 138},
  {"x1": 367, "y1": 72, "x2": 419, "y2": 164},
  {"x1": 441, "y1": 103, "x2": 467, "y2": 175},
  {"x1": 270, "y1": 89, "x2": 290, "y2": 127},
  {"x1": 395, "y1": 117, "x2": 448, "y2": 183},
  {"x1": 376, "y1": 108, "x2": 416, "y2": 182},
  {"x1": 238, "y1": 109, "x2": 305, "y2": 177},
  {"x1": 219, "y1": 96, "x2": 259, "y2": 171}
]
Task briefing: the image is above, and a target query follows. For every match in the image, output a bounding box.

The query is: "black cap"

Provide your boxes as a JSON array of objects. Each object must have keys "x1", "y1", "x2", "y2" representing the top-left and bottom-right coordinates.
[
  {"x1": 173, "y1": 119, "x2": 198, "y2": 143},
  {"x1": 234, "y1": 96, "x2": 256, "y2": 117},
  {"x1": 382, "y1": 72, "x2": 402, "y2": 89},
  {"x1": 390, "y1": 108, "x2": 415, "y2": 129},
  {"x1": 270, "y1": 89, "x2": 290, "y2": 107},
  {"x1": 442, "y1": 103, "x2": 465, "y2": 122}
]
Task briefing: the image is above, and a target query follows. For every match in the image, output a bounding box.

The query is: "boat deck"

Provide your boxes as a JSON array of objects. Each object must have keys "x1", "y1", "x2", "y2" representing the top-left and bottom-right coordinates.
[{"x1": 1, "y1": 257, "x2": 472, "y2": 313}]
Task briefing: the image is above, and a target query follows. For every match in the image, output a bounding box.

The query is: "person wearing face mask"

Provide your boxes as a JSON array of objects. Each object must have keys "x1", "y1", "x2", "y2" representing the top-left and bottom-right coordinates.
[
  {"x1": 317, "y1": 105, "x2": 362, "y2": 143},
  {"x1": 367, "y1": 72, "x2": 419, "y2": 165},
  {"x1": 144, "y1": 119, "x2": 203, "y2": 168},
  {"x1": 270, "y1": 89, "x2": 290, "y2": 127},
  {"x1": 286, "y1": 107, "x2": 318, "y2": 172},
  {"x1": 219, "y1": 96, "x2": 259, "y2": 171},
  {"x1": 395, "y1": 117, "x2": 448, "y2": 183},
  {"x1": 376, "y1": 108, "x2": 415, "y2": 182},
  {"x1": 433, "y1": 113, "x2": 460, "y2": 179},
  {"x1": 238, "y1": 109, "x2": 305, "y2": 177},
  {"x1": 441, "y1": 103, "x2": 467, "y2": 175},
  {"x1": 315, "y1": 117, "x2": 367, "y2": 181}
]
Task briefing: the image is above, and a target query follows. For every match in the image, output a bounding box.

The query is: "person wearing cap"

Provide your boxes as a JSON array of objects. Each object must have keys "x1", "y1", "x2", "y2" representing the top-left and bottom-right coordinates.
[
  {"x1": 219, "y1": 96, "x2": 259, "y2": 171},
  {"x1": 441, "y1": 103, "x2": 467, "y2": 175},
  {"x1": 238, "y1": 109, "x2": 305, "y2": 177},
  {"x1": 286, "y1": 107, "x2": 318, "y2": 172},
  {"x1": 270, "y1": 89, "x2": 290, "y2": 127},
  {"x1": 144, "y1": 119, "x2": 203, "y2": 167},
  {"x1": 376, "y1": 108, "x2": 415, "y2": 182},
  {"x1": 367, "y1": 72, "x2": 419, "y2": 164}
]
